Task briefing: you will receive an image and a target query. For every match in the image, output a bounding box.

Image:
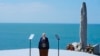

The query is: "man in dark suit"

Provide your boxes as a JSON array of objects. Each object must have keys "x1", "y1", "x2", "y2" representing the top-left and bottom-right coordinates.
[{"x1": 38, "y1": 33, "x2": 49, "y2": 56}]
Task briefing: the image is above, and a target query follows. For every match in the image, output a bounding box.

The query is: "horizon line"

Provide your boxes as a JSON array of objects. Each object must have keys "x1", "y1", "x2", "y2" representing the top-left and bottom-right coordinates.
[{"x1": 0, "y1": 22, "x2": 100, "y2": 24}]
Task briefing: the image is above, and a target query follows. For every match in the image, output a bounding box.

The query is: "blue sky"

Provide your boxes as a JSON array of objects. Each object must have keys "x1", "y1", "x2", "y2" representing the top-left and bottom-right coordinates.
[{"x1": 0, "y1": 0, "x2": 100, "y2": 24}]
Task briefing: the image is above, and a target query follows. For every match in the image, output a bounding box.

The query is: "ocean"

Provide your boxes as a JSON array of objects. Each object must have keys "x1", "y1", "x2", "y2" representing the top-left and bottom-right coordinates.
[{"x1": 0, "y1": 23, "x2": 100, "y2": 50}]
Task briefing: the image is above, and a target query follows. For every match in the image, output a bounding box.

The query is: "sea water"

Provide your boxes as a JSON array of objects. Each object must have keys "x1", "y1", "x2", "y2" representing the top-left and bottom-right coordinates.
[{"x1": 0, "y1": 23, "x2": 100, "y2": 50}]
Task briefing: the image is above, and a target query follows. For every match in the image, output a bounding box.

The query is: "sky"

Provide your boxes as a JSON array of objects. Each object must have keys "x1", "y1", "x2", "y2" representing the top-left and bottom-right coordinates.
[{"x1": 0, "y1": 0, "x2": 100, "y2": 24}]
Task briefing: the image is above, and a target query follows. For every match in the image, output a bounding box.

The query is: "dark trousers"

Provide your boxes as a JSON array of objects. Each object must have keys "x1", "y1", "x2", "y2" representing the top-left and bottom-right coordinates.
[{"x1": 39, "y1": 49, "x2": 48, "y2": 56}]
